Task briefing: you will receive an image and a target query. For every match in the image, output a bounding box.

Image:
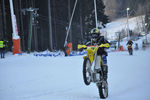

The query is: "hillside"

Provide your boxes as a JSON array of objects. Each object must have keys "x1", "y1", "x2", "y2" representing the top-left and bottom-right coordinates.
[{"x1": 101, "y1": 16, "x2": 145, "y2": 40}]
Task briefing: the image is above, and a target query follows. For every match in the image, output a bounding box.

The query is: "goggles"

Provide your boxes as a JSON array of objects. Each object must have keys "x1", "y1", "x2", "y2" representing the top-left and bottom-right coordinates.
[{"x1": 91, "y1": 33, "x2": 98, "y2": 38}]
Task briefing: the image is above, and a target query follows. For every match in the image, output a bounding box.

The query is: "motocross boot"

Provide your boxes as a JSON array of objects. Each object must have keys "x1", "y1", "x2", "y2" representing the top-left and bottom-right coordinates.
[{"x1": 102, "y1": 65, "x2": 108, "y2": 81}]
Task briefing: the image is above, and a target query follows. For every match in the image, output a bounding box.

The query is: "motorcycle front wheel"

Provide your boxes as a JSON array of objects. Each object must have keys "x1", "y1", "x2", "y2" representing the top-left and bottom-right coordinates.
[
  {"x1": 83, "y1": 57, "x2": 91, "y2": 85},
  {"x1": 128, "y1": 49, "x2": 133, "y2": 55},
  {"x1": 128, "y1": 47, "x2": 133, "y2": 55},
  {"x1": 97, "y1": 81, "x2": 108, "y2": 99}
]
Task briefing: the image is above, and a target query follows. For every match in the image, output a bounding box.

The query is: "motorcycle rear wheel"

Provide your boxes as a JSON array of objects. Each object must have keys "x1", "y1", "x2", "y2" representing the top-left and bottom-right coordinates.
[{"x1": 83, "y1": 57, "x2": 91, "y2": 85}]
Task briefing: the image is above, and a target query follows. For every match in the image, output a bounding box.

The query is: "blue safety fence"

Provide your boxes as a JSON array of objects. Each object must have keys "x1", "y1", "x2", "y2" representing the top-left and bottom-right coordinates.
[
  {"x1": 33, "y1": 48, "x2": 120, "y2": 57},
  {"x1": 69, "y1": 51, "x2": 87, "y2": 56},
  {"x1": 33, "y1": 50, "x2": 65, "y2": 57},
  {"x1": 33, "y1": 50, "x2": 87, "y2": 57}
]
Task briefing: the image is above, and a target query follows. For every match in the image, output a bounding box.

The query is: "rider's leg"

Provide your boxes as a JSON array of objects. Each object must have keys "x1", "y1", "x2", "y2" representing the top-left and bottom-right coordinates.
[
  {"x1": 102, "y1": 65, "x2": 108, "y2": 81},
  {"x1": 0, "y1": 49, "x2": 2, "y2": 58},
  {"x1": 97, "y1": 48, "x2": 108, "y2": 81},
  {"x1": 101, "y1": 55, "x2": 108, "y2": 81}
]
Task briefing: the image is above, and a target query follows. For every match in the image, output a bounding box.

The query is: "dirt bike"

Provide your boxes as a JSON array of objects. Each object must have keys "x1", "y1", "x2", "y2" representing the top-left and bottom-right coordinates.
[
  {"x1": 127, "y1": 44, "x2": 133, "y2": 55},
  {"x1": 78, "y1": 43, "x2": 110, "y2": 99}
]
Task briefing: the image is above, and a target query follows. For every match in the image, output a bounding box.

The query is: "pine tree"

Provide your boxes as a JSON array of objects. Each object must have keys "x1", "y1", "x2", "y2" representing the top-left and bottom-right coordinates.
[
  {"x1": 82, "y1": 0, "x2": 109, "y2": 33},
  {"x1": 96, "y1": 0, "x2": 109, "y2": 27}
]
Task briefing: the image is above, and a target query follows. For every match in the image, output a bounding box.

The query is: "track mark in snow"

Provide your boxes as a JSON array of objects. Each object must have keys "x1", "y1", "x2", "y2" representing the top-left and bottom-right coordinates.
[{"x1": 20, "y1": 86, "x2": 83, "y2": 100}]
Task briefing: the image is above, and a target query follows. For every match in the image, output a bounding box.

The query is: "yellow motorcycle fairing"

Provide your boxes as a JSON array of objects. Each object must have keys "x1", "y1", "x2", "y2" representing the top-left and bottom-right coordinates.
[
  {"x1": 84, "y1": 46, "x2": 98, "y2": 64},
  {"x1": 77, "y1": 43, "x2": 110, "y2": 64}
]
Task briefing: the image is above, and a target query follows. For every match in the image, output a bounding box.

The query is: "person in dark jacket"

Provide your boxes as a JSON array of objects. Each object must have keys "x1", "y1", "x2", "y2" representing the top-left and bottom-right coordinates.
[
  {"x1": 126, "y1": 40, "x2": 133, "y2": 55},
  {"x1": 134, "y1": 43, "x2": 139, "y2": 50},
  {"x1": 86, "y1": 28, "x2": 110, "y2": 81},
  {"x1": 126, "y1": 40, "x2": 133, "y2": 46},
  {"x1": 86, "y1": 28, "x2": 110, "y2": 56},
  {"x1": 0, "y1": 39, "x2": 5, "y2": 58}
]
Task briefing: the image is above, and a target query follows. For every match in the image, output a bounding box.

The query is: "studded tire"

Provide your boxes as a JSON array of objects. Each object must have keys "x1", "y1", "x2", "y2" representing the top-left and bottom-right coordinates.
[{"x1": 83, "y1": 57, "x2": 91, "y2": 85}]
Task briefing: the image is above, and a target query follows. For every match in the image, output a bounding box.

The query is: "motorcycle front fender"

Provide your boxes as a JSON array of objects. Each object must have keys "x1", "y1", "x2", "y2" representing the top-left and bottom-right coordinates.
[{"x1": 83, "y1": 56, "x2": 94, "y2": 64}]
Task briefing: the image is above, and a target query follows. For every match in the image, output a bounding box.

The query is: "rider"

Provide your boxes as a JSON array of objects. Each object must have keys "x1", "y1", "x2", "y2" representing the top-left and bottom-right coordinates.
[
  {"x1": 126, "y1": 39, "x2": 133, "y2": 55},
  {"x1": 126, "y1": 40, "x2": 133, "y2": 49},
  {"x1": 127, "y1": 40, "x2": 133, "y2": 46},
  {"x1": 86, "y1": 28, "x2": 110, "y2": 81}
]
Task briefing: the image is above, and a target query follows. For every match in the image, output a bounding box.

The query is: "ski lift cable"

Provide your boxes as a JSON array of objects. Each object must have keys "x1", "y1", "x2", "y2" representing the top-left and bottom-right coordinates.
[{"x1": 64, "y1": 0, "x2": 78, "y2": 47}]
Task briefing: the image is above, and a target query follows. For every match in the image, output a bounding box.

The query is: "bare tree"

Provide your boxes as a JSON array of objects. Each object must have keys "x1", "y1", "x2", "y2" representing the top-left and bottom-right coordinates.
[{"x1": 104, "y1": 0, "x2": 119, "y2": 19}]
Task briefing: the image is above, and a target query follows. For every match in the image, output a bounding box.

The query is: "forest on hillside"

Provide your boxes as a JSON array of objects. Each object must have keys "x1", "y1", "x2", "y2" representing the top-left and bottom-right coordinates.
[
  {"x1": 0, "y1": 0, "x2": 150, "y2": 52},
  {"x1": 104, "y1": 0, "x2": 150, "y2": 19}
]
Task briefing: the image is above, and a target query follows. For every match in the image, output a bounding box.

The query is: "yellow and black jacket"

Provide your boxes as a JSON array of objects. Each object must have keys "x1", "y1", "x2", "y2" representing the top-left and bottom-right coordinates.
[
  {"x1": 0, "y1": 41, "x2": 5, "y2": 49},
  {"x1": 86, "y1": 36, "x2": 110, "y2": 56}
]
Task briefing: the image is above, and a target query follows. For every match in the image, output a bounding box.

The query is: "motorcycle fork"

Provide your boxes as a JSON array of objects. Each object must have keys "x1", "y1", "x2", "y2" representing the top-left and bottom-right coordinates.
[{"x1": 91, "y1": 52, "x2": 103, "y2": 83}]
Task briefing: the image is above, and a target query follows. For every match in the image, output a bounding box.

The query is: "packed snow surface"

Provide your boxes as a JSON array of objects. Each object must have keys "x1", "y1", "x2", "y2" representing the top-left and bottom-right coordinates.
[{"x1": 0, "y1": 48, "x2": 150, "y2": 100}]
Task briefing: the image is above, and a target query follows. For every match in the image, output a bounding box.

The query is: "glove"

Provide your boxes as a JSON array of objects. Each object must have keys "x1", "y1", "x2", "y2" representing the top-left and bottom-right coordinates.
[
  {"x1": 99, "y1": 43, "x2": 110, "y2": 48},
  {"x1": 77, "y1": 44, "x2": 87, "y2": 50}
]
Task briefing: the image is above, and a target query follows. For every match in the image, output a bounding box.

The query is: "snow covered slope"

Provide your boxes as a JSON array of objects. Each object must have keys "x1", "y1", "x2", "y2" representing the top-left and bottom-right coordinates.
[
  {"x1": 0, "y1": 47, "x2": 150, "y2": 100},
  {"x1": 101, "y1": 16, "x2": 144, "y2": 40}
]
